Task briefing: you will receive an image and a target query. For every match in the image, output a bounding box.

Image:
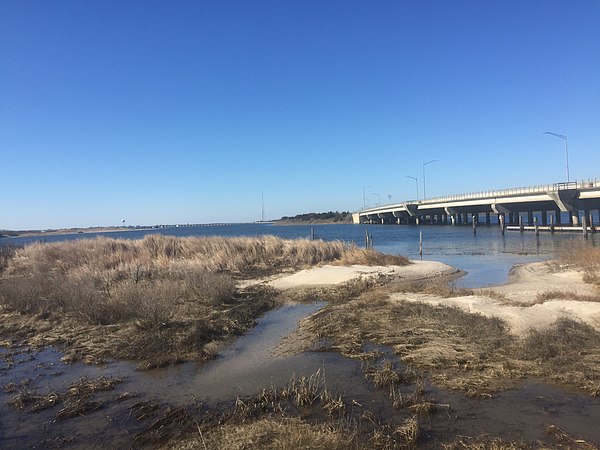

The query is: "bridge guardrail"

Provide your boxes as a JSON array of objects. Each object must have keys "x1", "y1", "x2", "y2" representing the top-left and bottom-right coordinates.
[{"x1": 358, "y1": 179, "x2": 598, "y2": 213}]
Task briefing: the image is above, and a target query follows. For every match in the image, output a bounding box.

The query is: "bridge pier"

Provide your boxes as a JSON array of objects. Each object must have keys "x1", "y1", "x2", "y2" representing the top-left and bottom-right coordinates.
[
  {"x1": 571, "y1": 210, "x2": 579, "y2": 226},
  {"x1": 485, "y1": 212, "x2": 491, "y2": 224},
  {"x1": 527, "y1": 211, "x2": 534, "y2": 225},
  {"x1": 555, "y1": 209, "x2": 562, "y2": 224},
  {"x1": 541, "y1": 210, "x2": 548, "y2": 225}
]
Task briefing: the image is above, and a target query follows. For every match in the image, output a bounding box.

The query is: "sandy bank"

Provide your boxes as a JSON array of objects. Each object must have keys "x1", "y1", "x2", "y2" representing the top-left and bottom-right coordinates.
[
  {"x1": 267, "y1": 260, "x2": 458, "y2": 290},
  {"x1": 391, "y1": 261, "x2": 600, "y2": 336}
]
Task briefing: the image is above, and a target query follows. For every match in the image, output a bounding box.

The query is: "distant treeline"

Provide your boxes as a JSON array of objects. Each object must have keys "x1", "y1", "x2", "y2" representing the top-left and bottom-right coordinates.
[{"x1": 278, "y1": 211, "x2": 353, "y2": 223}]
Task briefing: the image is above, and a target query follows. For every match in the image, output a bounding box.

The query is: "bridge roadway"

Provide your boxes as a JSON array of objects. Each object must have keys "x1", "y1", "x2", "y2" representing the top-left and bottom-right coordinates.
[{"x1": 353, "y1": 180, "x2": 600, "y2": 229}]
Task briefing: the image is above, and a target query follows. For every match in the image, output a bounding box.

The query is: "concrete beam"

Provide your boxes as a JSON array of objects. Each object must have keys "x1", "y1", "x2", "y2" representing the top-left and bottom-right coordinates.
[{"x1": 548, "y1": 189, "x2": 578, "y2": 212}]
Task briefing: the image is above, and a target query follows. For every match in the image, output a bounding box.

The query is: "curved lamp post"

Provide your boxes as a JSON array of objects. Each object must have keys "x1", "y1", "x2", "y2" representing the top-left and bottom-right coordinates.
[
  {"x1": 405, "y1": 176, "x2": 419, "y2": 201},
  {"x1": 422, "y1": 159, "x2": 438, "y2": 199},
  {"x1": 544, "y1": 132, "x2": 570, "y2": 182}
]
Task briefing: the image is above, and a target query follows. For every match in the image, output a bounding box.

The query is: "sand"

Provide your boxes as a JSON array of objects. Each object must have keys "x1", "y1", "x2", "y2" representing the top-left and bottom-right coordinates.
[
  {"x1": 262, "y1": 258, "x2": 600, "y2": 336},
  {"x1": 267, "y1": 260, "x2": 459, "y2": 290},
  {"x1": 390, "y1": 261, "x2": 600, "y2": 336}
]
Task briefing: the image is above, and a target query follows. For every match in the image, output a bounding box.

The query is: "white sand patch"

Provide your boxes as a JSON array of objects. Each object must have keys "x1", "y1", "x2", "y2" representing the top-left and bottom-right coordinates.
[
  {"x1": 487, "y1": 261, "x2": 596, "y2": 304},
  {"x1": 391, "y1": 261, "x2": 600, "y2": 335},
  {"x1": 268, "y1": 260, "x2": 457, "y2": 290}
]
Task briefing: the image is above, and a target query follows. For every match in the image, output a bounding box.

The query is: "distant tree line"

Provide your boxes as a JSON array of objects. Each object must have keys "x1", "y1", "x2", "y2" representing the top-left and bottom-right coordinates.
[{"x1": 278, "y1": 211, "x2": 353, "y2": 223}]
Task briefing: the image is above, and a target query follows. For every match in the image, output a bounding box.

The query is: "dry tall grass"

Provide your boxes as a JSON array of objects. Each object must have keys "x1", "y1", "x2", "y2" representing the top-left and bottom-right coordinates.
[
  {"x1": 295, "y1": 289, "x2": 600, "y2": 396},
  {"x1": 0, "y1": 235, "x2": 407, "y2": 366},
  {"x1": 559, "y1": 241, "x2": 600, "y2": 286}
]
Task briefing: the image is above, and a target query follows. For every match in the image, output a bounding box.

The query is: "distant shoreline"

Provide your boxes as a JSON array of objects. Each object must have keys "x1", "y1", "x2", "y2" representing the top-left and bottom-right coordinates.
[{"x1": 0, "y1": 226, "x2": 154, "y2": 239}]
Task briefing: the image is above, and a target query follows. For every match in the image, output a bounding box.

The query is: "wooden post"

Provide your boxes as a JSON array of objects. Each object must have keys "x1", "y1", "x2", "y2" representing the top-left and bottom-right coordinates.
[
  {"x1": 499, "y1": 214, "x2": 505, "y2": 235},
  {"x1": 365, "y1": 230, "x2": 369, "y2": 249},
  {"x1": 519, "y1": 215, "x2": 524, "y2": 232},
  {"x1": 419, "y1": 231, "x2": 423, "y2": 257},
  {"x1": 472, "y1": 214, "x2": 477, "y2": 235},
  {"x1": 311, "y1": 227, "x2": 315, "y2": 240},
  {"x1": 534, "y1": 217, "x2": 539, "y2": 236},
  {"x1": 582, "y1": 215, "x2": 588, "y2": 239},
  {"x1": 549, "y1": 214, "x2": 555, "y2": 233},
  {"x1": 589, "y1": 214, "x2": 595, "y2": 234}
]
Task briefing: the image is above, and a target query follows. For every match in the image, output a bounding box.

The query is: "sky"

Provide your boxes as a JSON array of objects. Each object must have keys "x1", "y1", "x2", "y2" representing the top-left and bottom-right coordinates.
[{"x1": 1, "y1": 0, "x2": 599, "y2": 230}]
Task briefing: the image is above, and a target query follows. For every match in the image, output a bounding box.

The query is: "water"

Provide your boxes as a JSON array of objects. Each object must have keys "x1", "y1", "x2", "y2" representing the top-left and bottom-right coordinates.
[{"x1": 2, "y1": 223, "x2": 596, "y2": 287}]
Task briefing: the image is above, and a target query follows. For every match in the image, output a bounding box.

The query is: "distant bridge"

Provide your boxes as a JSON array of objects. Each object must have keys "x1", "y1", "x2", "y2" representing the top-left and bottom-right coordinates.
[{"x1": 353, "y1": 180, "x2": 600, "y2": 231}]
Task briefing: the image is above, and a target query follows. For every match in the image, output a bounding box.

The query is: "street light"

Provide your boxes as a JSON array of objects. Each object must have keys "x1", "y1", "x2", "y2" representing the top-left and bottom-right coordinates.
[
  {"x1": 362, "y1": 185, "x2": 372, "y2": 209},
  {"x1": 405, "y1": 176, "x2": 419, "y2": 201},
  {"x1": 544, "y1": 132, "x2": 570, "y2": 182},
  {"x1": 372, "y1": 193, "x2": 381, "y2": 206},
  {"x1": 422, "y1": 159, "x2": 438, "y2": 199}
]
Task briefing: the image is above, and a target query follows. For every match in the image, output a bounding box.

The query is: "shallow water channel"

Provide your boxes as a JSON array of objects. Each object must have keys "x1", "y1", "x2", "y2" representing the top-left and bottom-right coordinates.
[{"x1": 2, "y1": 293, "x2": 600, "y2": 448}]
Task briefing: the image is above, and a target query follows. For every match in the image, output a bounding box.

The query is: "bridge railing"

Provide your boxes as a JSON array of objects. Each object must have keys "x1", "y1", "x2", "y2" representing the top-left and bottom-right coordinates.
[
  {"x1": 416, "y1": 179, "x2": 598, "y2": 206},
  {"x1": 358, "y1": 179, "x2": 598, "y2": 213}
]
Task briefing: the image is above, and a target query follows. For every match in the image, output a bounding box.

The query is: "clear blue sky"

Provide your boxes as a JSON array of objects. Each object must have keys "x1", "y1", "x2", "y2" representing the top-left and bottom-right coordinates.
[{"x1": 1, "y1": 1, "x2": 599, "y2": 229}]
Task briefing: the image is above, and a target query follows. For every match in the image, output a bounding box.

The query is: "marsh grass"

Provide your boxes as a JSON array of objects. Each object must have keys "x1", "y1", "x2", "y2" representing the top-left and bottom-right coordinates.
[
  {"x1": 559, "y1": 241, "x2": 600, "y2": 287},
  {"x1": 0, "y1": 235, "x2": 402, "y2": 366},
  {"x1": 8, "y1": 375, "x2": 122, "y2": 420},
  {"x1": 441, "y1": 435, "x2": 530, "y2": 449},
  {"x1": 298, "y1": 290, "x2": 600, "y2": 395},
  {"x1": 519, "y1": 318, "x2": 600, "y2": 394},
  {"x1": 534, "y1": 290, "x2": 600, "y2": 304},
  {"x1": 159, "y1": 369, "x2": 424, "y2": 450},
  {"x1": 546, "y1": 425, "x2": 599, "y2": 450},
  {"x1": 0, "y1": 245, "x2": 18, "y2": 273}
]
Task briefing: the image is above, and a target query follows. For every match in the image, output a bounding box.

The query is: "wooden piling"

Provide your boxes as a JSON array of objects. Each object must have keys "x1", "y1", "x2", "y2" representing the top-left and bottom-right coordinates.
[
  {"x1": 519, "y1": 215, "x2": 524, "y2": 232},
  {"x1": 419, "y1": 231, "x2": 423, "y2": 257},
  {"x1": 534, "y1": 217, "x2": 539, "y2": 236},
  {"x1": 582, "y1": 215, "x2": 588, "y2": 239}
]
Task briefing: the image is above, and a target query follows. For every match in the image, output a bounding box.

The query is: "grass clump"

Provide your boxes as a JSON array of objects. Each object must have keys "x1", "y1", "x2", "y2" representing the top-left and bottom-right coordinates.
[
  {"x1": 519, "y1": 318, "x2": 600, "y2": 394},
  {"x1": 535, "y1": 290, "x2": 600, "y2": 304},
  {"x1": 558, "y1": 241, "x2": 600, "y2": 287}
]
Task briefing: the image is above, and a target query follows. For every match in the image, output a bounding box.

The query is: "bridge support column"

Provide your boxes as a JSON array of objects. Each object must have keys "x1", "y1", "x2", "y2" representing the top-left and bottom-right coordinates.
[
  {"x1": 509, "y1": 212, "x2": 514, "y2": 225},
  {"x1": 585, "y1": 210, "x2": 591, "y2": 227},
  {"x1": 541, "y1": 210, "x2": 548, "y2": 225},
  {"x1": 485, "y1": 212, "x2": 490, "y2": 224},
  {"x1": 555, "y1": 209, "x2": 562, "y2": 224},
  {"x1": 462, "y1": 213, "x2": 468, "y2": 224},
  {"x1": 571, "y1": 210, "x2": 579, "y2": 226},
  {"x1": 527, "y1": 211, "x2": 534, "y2": 225}
]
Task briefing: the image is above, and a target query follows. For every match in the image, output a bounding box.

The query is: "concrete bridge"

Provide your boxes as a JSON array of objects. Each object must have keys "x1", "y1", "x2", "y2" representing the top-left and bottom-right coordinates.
[{"x1": 353, "y1": 180, "x2": 600, "y2": 230}]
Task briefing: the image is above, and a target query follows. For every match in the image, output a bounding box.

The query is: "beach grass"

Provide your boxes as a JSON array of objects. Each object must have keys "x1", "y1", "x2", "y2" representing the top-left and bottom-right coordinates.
[{"x1": 0, "y1": 235, "x2": 406, "y2": 367}]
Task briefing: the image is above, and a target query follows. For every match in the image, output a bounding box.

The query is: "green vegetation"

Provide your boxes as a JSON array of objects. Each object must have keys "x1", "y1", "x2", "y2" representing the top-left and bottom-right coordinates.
[{"x1": 278, "y1": 211, "x2": 352, "y2": 223}]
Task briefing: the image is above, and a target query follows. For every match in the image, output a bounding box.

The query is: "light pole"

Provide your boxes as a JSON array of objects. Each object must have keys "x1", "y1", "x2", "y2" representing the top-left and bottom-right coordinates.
[
  {"x1": 544, "y1": 132, "x2": 570, "y2": 182},
  {"x1": 405, "y1": 176, "x2": 419, "y2": 201},
  {"x1": 422, "y1": 159, "x2": 438, "y2": 199},
  {"x1": 362, "y1": 185, "x2": 371, "y2": 209},
  {"x1": 372, "y1": 193, "x2": 381, "y2": 206}
]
